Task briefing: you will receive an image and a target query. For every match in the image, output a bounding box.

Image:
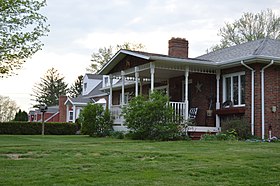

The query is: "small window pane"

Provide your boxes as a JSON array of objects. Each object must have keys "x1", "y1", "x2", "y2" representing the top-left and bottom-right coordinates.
[
  {"x1": 69, "y1": 111, "x2": 73, "y2": 121},
  {"x1": 233, "y1": 76, "x2": 238, "y2": 105},
  {"x1": 241, "y1": 75, "x2": 245, "y2": 104},
  {"x1": 226, "y1": 77, "x2": 231, "y2": 101}
]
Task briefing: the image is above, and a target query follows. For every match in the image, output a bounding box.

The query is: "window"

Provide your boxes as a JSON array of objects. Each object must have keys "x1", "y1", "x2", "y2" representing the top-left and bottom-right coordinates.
[
  {"x1": 119, "y1": 92, "x2": 129, "y2": 105},
  {"x1": 69, "y1": 111, "x2": 73, "y2": 121},
  {"x1": 84, "y1": 83, "x2": 87, "y2": 91},
  {"x1": 104, "y1": 76, "x2": 109, "y2": 87},
  {"x1": 223, "y1": 72, "x2": 245, "y2": 106}
]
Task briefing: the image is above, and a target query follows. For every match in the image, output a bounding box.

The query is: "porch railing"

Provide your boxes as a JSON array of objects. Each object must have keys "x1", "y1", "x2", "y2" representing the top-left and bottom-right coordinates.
[
  {"x1": 110, "y1": 105, "x2": 124, "y2": 125},
  {"x1": 169, "y1": 101, "x2": 186, "y2": 121},
  {"x1": 110, "y1": 102, "x2": 186, "y2": 125}
]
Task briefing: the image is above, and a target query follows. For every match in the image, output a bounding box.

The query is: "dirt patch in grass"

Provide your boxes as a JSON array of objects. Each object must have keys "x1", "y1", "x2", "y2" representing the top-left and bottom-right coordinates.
[{"x1": 1, "y1": 151, "x2": 48, "y2": 160}]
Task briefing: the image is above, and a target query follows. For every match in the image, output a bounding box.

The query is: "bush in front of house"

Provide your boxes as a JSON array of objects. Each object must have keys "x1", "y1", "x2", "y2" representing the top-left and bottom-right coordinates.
[
  {"x1": 80, "y1": 103, "x2": 113, "y2": 137},
  {"x1": 201, "y1": 130, "x2": 237, "y2": 141},
  {"x1": 221, "y1": 118, "x2": 251, "y2": 139},
  {"x1": 122, "y1": 91, "x2": 182, "y2": 140},
  {"x1": 0, "y1": 122, "x2": 77, "y2": 135}
]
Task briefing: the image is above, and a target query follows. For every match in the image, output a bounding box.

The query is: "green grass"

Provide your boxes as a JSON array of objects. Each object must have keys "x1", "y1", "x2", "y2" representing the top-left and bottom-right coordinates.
[{"x1": 0, "y1": 135, "x2": 279, "y2": 186}]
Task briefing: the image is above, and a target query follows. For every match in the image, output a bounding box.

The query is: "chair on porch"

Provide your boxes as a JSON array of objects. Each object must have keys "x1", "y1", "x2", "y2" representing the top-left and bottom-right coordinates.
[
  {"x1": 186, "y1": 107, "x2": 198, "y2": 126},
  {"x1": 181, "y1": 107, "x2": 198, "y2": 136}
]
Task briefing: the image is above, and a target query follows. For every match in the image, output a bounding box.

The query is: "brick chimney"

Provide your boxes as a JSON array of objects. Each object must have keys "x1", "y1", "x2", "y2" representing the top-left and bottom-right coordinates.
[
  {"x1": 59, "y1": 95, "x2": 67, "y2": 122},
  {"x1": 168, "y1": 37, "x2": 189, "y2": 58}
]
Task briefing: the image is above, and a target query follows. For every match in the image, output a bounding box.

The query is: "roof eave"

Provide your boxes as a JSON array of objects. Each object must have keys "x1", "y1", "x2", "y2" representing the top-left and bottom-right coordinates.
[
  {"x1": 98, "y1": 50, "x2": 151, "y2": 75},
  {"x1": 218, "y1": 55, "x2": 280, "y2": 68}
]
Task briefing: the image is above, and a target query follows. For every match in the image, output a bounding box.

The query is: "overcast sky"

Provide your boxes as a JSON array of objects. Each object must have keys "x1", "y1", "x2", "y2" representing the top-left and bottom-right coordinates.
[{"x1": 1, "y1": 0, "x2": 280, "y2": 111}]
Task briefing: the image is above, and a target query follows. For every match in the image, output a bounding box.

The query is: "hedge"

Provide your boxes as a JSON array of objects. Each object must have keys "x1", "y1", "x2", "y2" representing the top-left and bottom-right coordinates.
[{"x1": 0, "y1": 122, "x2": 77, "y2": 135}]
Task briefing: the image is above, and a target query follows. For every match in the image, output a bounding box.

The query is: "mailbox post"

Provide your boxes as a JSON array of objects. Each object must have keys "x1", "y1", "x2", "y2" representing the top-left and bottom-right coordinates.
[{"x1": 40, "y1": 105, "x2": 48, "y2": 135}]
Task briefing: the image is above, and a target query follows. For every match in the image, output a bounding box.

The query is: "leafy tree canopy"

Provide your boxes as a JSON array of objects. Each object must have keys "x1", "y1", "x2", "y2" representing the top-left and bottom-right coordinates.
[
  {"x1": 210, "y1": 9, "x2": 280, "y2": 51},
  {"x1": 0, "y1": 95, "x2": 18, "y2": 122},
  {"x1": 0, "y1": 0, "x2": 49, "y2": 77},
  {"x1": 87, "y1": 42, "x2": 145, "y2": 73},
  {"x1": 32, "y1": 68, "x2": 68, "y2": 106}
]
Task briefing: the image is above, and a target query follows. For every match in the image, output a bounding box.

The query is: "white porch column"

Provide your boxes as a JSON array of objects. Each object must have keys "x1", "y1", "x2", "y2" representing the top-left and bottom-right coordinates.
[
  {"x1": 121, "y1": 71, "x2": 125, "y2": 106},
  {"x1": 140, "y1": 77, "x2": 143, "y2": 96},
  {"x1": 150, "y1": 62, "x2": 155, "y2": 93},
  {"x1": 66, "y1": 105, "x2": 69, "y2": 122},
  {"x1": 185, "y1": 66, "x2": 189, "y2": 120},
  {"x1": 216, "y1": 69, "x2": 221, "y2": 129},
  {"x1": 109, "y1": 74, "x2": 113, "y2": 110},
  {"x1": 73, "y1": 105, "x2": 76, "y2": 123},
  {"x1": 135, "y1": 67, "x2": 139, "y2": 97}
]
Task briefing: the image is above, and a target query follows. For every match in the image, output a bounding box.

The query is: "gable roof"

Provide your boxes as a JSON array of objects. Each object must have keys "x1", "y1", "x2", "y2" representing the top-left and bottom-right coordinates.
[
  {"x1": 196, "y1": 38, "x2": 280, "y2": 63},
  {"x1": 66, "y1": 81, "x2": 107, "y2": 106},
  {"x1": 99, "y1": 38, "x2": 280, "y2": 75},
  {"x1": 85, "y1": 74, "x2": 103, "y2": 80}
]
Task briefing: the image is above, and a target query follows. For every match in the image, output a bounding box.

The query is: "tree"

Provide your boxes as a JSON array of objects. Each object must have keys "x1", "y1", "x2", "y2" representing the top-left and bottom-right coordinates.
[
  {"x1": 210, "y1": 9, "x2": 280, "y2": 51},
  {"x1": 14, "y1": 109, "x2": 28, "y2": 121},
  {"x1": 0, "y1": 95, "x2": 18, "y2": 122},
  {"x1": 32, "y1": 68, "x2": 68, "y2": 106},
  {"x1": 87, "y1": 42, "x2": 145, "y2": 73},
  {"x1": 68, "y1": 75, "x2": 83, "y2": 97},
  {"x1": 0, "y1": 0, "x2": 49, "y2": 77}
]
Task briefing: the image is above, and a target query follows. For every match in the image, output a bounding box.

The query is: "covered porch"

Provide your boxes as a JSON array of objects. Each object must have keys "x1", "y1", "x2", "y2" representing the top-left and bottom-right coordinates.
[{"x1": 104, "y1": 57, "x2": 221, "y2": 133}]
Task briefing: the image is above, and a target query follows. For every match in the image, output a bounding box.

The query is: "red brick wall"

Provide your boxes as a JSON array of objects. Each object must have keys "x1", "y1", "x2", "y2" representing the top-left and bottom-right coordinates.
[
  {"x1": 59, "y1": 96, "x2": 67, "y2": 122},
  {"x1": 221, "y1": 63, "x2": 280, "y2": 138},
  {"x1": 263, "y1": 65, "x2": 280, "y2": 137},
  {"x1": 168, "y1": 73, "x2": 216, "y2": 126},
  {"x1": 168, "y1": 38, "x2": 189, "y2": 58}
]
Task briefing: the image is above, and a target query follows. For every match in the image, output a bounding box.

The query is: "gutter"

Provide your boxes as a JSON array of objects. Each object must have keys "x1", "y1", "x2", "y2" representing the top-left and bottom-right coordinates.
[
  {"x1": 241, "y1": 61, "x2": 255, "y2": 136},
  {"x1": 261, "y1": 60, "x2": 274, "y2": 140}
]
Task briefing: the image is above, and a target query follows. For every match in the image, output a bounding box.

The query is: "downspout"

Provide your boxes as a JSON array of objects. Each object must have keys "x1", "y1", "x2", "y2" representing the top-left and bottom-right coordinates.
[
  {"x1": 261, "y1": 60, "x2": 274, "y2": 140},
  {"x1": 241, "y1": 61, "x2": 255, "y2": 136}
]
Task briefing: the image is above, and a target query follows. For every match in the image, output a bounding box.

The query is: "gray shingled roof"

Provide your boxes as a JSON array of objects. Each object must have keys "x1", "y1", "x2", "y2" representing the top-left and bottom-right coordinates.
[
  {"x1": 69, "y1": 82, "x2": 106, "y2": 104},
  {"x1": 85, "y1": 74, "x2": 103, "y2": 80},
  {"x1": 196, "y1": 38, "x2": 280, "y2": 63},
  {"x1": 69, "y1": 95, "x2": 93, "y2": 104},
  {"x1": 85, "y1": 81, "x2": 106, "y2": 98}
]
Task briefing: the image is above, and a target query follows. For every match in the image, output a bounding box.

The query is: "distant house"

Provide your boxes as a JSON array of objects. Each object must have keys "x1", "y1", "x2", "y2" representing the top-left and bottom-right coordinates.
[
  {"x1": 29, "y1": 74, "x2": 113, "y2": 123},
  {"x1": 98, "y1": 37, "x2": 280, "y2": 139}
]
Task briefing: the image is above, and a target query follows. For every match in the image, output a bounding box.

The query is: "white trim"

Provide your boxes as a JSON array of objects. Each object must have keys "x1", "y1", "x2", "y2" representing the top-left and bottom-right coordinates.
[
  {"x1": 261, "y1": 60, "x2": 274, "y2": 139},
  {"x1": 222, "y1": 71, "x2": 245, "y2": 107},
  {"x1": 216, "y1": 69, "x2": 221, "y2": 128}
]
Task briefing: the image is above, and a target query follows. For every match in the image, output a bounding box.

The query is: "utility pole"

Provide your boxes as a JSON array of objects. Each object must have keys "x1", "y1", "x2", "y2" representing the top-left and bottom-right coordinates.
[{"x1": 40, "y1": 104, "x2": 48, "y2": 135}]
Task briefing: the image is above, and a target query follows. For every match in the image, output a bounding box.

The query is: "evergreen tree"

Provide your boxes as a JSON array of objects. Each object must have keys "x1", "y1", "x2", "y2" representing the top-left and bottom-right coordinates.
[
  {"x1": 68, "y1": 75, "x2": 83, "y2": 97},
  {"x1": 14, "y1": 109, "x2": 28, "y2": 121},
  {"x1": 32, "y1": 68, "x2": 68, "y2": 106},
  {"x1": 0, "y1": 0, "x2": 49, "y2": 77}
]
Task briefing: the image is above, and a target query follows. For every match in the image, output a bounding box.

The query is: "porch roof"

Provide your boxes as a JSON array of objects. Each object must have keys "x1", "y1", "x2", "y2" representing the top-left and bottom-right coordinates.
[{"x1": 99, "y1": 38, "x2": 280, "y2": 76}]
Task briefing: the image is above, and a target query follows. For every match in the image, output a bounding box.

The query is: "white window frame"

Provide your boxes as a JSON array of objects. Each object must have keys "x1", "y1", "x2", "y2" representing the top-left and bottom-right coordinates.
[
  {"x1": 69, "y1": 111, "x2": 73, "y2": 122},
  {"x1": 119, "y1": 92, "x2": 129, "y2": 105},
  {"x1": 223, "y1": 71, "x2": 245, "y2": 107}
]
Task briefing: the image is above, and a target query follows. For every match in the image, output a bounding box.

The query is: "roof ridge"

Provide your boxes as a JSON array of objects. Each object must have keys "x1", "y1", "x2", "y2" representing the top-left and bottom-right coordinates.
[{"x1": 253, "y1": 38, "x2": 268, "y2": 55}]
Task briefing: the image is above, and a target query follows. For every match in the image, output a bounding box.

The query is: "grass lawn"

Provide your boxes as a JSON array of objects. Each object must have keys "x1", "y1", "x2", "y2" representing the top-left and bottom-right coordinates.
[{"x1": 0, "y1": 135, "x2": 279, "y2": 186}]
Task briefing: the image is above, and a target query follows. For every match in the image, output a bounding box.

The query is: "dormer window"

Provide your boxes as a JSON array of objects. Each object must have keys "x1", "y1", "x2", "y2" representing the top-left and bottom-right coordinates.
[
  {"x1": 103, "y1": 75, "x2": 110, "y2": 87},
  {"x1": 84, "y1": 83, "x2": 87, "y2": 91}
]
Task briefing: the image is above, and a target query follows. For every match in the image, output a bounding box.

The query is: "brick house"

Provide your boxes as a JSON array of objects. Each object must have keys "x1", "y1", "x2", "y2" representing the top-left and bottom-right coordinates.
[
  {"x1": 99, "y1": 37, "x2": 280, "y2": 139},
  {"x1": 29, "y1": 74, "x2": 111, "y2": 123}
]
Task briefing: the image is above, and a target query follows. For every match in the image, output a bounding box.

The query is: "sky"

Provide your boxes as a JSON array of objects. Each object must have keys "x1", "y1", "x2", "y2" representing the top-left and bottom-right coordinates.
[{"x1": 1, "y1": 0, "x2": 280, "y2": 111}]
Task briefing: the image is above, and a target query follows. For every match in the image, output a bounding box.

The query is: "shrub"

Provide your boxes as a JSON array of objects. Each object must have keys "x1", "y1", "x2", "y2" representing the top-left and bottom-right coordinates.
[
  {"x1": 0, "y1": 122, "x2": 77, "y2": 135},
  {"x1": 122, "y1": 91, "x2": 182, "y2": 140},
  {"x1": 201, "y1": 130, "x2": 237, "y2": 141},
  {"x1": 80, "y1": 104, "x2": 113, "y2": 137},
  {"x1": 221, "y1": 118, "x2": 251, "y2": 139}
]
